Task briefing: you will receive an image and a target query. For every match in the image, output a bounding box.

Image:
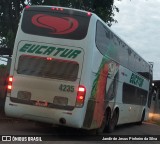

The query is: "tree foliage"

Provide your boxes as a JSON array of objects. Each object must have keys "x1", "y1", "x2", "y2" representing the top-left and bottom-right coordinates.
[{"x1": 0, "y1": 0, "x2": 119, "y2": 54}]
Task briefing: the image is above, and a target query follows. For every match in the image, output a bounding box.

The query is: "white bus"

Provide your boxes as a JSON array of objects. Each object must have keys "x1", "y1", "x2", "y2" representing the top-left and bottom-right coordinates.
[{"x1": 5, "y1": 6, "x2": 152, "y2": 133}]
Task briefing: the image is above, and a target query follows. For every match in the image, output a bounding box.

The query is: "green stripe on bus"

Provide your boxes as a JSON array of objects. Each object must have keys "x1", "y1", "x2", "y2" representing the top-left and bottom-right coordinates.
[{"x1": 19, "y1": 43, "x2": 82, "y2": 59}]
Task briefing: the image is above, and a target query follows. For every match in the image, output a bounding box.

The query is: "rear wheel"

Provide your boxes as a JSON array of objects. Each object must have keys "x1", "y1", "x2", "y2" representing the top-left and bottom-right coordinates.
[
  {"x1": 106, "y1": 110, "x2": 119, "y2": 133},
  {"x1": 137, "y1": 110, "x2": 145, "y2": 125},
  {"x1": 96, "y1": 109, "x2": 119, "y2": 134}
]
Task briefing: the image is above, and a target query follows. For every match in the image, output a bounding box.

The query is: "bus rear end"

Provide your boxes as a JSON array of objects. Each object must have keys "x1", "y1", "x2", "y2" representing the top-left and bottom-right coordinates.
[{"x1": 5, "y1": 6, "x2": 92, "y2": 128}]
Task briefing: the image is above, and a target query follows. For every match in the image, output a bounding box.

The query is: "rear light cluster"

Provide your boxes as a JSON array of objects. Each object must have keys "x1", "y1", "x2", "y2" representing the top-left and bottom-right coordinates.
[
  {"x1": 51, "y1": 7, "x2": 64, "y2": 11},
  {"x1": 76, "y1": 85, "x2": 86, "y2": 107},
  {"x1": 51, "y1": 7, "x2": 92, "y2": 17},
  {"x1": 7, "y1": 76, "x2": 13, "y2": 93}
]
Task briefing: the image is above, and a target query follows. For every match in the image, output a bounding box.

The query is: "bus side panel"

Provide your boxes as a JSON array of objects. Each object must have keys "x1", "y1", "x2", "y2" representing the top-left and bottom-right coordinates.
[
  {"x1": 117, "y1": 66, "x2": 149, "y2": 124},
  {"x1": 83, "y1": 53, "x2": 119, "y2": 129}
]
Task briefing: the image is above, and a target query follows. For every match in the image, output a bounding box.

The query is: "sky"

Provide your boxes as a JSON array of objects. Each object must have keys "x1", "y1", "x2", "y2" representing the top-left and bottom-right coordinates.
[{"x1": 111, "y1": 0, "x2": 160, "y2": 80}]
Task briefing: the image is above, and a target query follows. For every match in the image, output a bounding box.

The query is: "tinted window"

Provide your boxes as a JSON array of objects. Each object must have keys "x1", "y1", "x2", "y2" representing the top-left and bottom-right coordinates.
[
  {"x1": 21, "y1": 9, "x2": 91, "y2": 40},
  {"x1": 17, "y1": 55, "x2": 79, "y2": 81},
  {"x1": 96, "y1": 21, "x2": 110, "y2": 55},
  {"x1": 96, "y1": 21, "x2": 128, "y2": 67},
  {"x1": 123, "y1": 83, "x2": 147, "y2": 106},
  {"x1": 128, "y1": 50, "x2": 135, "y2": 71},
  {"x1": 96, "y1": 21, "x2": 151, "y2": 80},
  {"x1": 119, "y1": 46, "x2": 128, "y2": 68},
  {"x1": 137, "y1": 60, "x2": 150, "y2": 79}
]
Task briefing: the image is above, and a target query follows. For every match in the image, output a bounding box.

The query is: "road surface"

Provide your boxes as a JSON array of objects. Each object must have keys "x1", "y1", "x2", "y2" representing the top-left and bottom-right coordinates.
[{"x1": 0, "y1": 118, "x2": 160, "y2": 144}]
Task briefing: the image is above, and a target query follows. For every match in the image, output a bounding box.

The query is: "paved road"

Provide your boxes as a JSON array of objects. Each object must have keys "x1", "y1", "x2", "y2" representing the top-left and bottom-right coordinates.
[{"x1": 0, "y1": 119, "x2": 160, "y2": 144}]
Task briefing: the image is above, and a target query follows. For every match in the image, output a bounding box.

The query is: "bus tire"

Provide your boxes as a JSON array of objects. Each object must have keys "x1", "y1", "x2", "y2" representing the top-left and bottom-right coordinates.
[
  {"x1": 137, "y1": 110, "x2": 145, "y2": 125},
  {"x1": 106, "y1": 110, "x2": 119, "y2": 133}
]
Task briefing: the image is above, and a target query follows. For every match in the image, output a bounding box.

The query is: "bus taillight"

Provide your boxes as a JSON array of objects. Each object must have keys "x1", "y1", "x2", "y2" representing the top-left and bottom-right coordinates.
[
  {"x1": 9, "y1": 76, "x2": 13, "y2": 82},
  {"x1": 7, "y1": 76, "x2": 13, "y2": 92},
  {"x1": 87, "y1": 12, "x2": 92, "y2": 16},
  {"x1": 76, "y1": 85, "x2": 86, "y2": 107},
  {"x1": 46, "y1": 57, "x2": 53, "y2": 61},
  {"x1": 25, "y1": 5, "x2": 30, "y2": 9}
]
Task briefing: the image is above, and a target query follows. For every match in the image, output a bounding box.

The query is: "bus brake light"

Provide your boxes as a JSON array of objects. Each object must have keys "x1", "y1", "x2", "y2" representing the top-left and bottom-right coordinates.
[
  {"x1": 76, "y1": 85, "x2": 86, "y2": 107},
  {"x1": 7, "y1": 76, "x2": 13, "y2": 92},
  {"x1": 8, "y1": 85, "x2": 12, "y2": 90},
  {"x1": 9, "y1": 77, "x2": 13, "y2": 82},
  {"x1": 46, "y1": 57, "x2": 53, "y2": 61},
  {"x1": 77, "y1": 96, "x2": 84, "y2": 100},
  {"x1": 78, "y1": 87, "x2": 85, "y2": 92}
]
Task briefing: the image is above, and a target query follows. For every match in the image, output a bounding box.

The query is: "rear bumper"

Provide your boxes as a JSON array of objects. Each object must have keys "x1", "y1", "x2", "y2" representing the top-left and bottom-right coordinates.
[
  {"x1": 10, "y1": 97, "x2": 74, "y2": 111},
  {"x1": 4, "y1": 97, "x2": 83, "y2": 129}
]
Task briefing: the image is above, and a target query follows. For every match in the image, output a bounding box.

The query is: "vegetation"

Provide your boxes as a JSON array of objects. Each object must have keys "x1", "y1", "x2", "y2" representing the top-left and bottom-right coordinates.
[{"x1": 0, "y1": 64, "x2": 6, "y2": 68}]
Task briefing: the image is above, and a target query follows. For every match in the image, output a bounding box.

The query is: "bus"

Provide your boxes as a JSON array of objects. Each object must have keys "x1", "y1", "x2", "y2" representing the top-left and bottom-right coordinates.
[{"x1": 5, "y1": 6, "x2": 152, "y2": 133}]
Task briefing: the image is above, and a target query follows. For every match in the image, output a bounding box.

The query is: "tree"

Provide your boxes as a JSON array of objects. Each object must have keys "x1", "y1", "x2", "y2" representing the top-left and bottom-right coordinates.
[
  {"x1": 0, "y1": 0, "x2": 120, "y2": 56},
  {"x1": 45, "y1": 0, "x2": 119, "y2": 25},
  {"x1": 0, "y1": 0, "x2": 24, "y2": 54}
]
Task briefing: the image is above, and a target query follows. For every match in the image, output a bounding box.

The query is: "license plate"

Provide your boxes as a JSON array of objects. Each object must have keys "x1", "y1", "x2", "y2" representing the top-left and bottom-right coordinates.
[{"x1": 35, "y1": 101, "x2": 48, "y2": 107}]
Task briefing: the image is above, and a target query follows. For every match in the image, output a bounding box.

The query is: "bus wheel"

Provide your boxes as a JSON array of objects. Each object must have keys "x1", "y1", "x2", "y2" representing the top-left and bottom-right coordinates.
[
  {"x1": 106, "y1": 110, "x2": 119, "y2": 133},
  {"x1": 137, "y1": 110, "x2": 145, "y2": 125}
]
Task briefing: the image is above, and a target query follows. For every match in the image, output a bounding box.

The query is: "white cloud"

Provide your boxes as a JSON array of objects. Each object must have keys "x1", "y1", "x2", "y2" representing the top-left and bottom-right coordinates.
[{"x1": 111, "y1": 0, "x2": 160, "y2": 80}]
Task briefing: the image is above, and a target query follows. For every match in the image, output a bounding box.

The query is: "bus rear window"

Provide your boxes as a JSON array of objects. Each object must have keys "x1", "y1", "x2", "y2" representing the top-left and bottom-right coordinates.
[
  {"x1": 21, "y1": 9, "x2": 91, "y2": 40},
  {"x1": 17, "y1": 55, "x2": 79, "y2": 81}
]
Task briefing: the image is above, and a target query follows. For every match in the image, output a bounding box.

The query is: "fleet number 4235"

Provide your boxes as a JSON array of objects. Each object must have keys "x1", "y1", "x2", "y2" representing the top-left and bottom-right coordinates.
[{"x1": 59, "y1": 84, "x2": 74, "y2": 92}]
